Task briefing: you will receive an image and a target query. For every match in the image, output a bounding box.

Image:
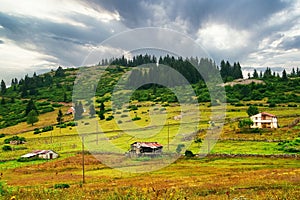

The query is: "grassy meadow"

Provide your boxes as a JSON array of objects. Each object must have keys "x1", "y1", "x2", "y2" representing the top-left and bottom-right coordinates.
[{"x1": 0, "y1": 99, "x2": 300, "y2": 199}]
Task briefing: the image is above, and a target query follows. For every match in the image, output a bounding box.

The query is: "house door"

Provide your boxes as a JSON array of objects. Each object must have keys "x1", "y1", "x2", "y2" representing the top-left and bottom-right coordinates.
[{"x1": 49, "y1": 153, "x2": 53, "y2": 159}]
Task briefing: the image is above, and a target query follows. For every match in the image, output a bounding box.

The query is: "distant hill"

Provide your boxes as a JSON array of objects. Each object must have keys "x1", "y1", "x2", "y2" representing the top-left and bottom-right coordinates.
[{"x1": 0, "y1": 54, "x2": 299, "y2": 129}]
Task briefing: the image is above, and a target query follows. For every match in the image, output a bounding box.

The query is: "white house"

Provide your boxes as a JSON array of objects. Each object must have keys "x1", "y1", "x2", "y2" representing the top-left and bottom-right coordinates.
[
  {"x1": 250, "y1": 112, "x2": 278, "y2": 129},
  {"x1": 21, "y1": 150, "x2": 59, "y2": 160}
]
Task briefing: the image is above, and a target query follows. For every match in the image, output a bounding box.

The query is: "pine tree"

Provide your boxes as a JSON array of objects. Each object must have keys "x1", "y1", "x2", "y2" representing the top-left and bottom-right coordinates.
[
  {"x1": 55, "y1": 66, "x2": 65, "y2": 77},
  {"x1": 56, "y1": 109, "x2": 64, "y2": 125},
  {"x1": 99, "y1": 102, "x2": 105, "y2": 120},
  {"x1": 74, "y1": 101, "x2": 84, "y2": 119},
  {"x1": 89, "y1": 104, "x2": 96, "y2": 118},
  {"x1": 253, "y1": 69, "x2": 259, "y2": 78},
  {"x1": 25, "y1": 99, "x2": 38, "y2": 116},
  {"x1": 282, "y1": 69, "x2": 288, "y2": 81},
  {"x1": 1, "y1": 80, "x2": 6, "y2": 95},
  {"x1": 27, "y1": 110, "x2": 39, "y2": 126},
  {"x1": 291, "y1": 68, "x2": 296, "y2": 77}
]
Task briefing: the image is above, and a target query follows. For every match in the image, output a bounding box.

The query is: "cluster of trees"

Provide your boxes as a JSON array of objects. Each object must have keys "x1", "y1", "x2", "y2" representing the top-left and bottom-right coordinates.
[
  {"x1": 1, "y1": 66, "x2": 72, "y2": 102},
  {"x1": 251, "y1": 67, "x2": 300, "y2": 80},
  {"x1": 126, "y1": 56, "x2": 221, "y2": 89},
  {"x1": 107, "y1": 54, "x2": 242, "y2": 85},
  {"x1": 220, "y1": 60, "x2": 243, "y2": 82}
]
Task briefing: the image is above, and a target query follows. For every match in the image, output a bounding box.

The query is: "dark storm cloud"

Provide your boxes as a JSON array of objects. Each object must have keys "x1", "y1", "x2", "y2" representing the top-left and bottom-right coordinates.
[
  {"x1": 0, "y1": 0, "x2": 299, "y2": 86},
  {"x1": 279, "y1": 36, "x2": 300, "y2": 50},
  {"x1": 0, "y1": 11, "x2": 123, "y2": 66},
  {"x1": 86, "y1": 0, "x2": 288, "y2": 32}
]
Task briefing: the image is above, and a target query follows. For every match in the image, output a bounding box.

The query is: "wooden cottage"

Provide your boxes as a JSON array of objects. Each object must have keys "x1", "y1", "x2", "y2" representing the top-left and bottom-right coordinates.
[
  {"x1": 129, "y1": 142, "x2": 163, "y2": 157},
  {"x1": 250, "y1": 112, "x2": 278, "y2": 129}
]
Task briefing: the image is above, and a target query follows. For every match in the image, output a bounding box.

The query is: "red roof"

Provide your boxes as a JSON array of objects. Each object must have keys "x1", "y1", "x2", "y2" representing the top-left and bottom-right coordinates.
[
  {"x1": 261, "y1": 112, "x2": 276, "y2": 117},
  {"x1": 132, "y1": 142, "x2": 163, "y2": 148}
]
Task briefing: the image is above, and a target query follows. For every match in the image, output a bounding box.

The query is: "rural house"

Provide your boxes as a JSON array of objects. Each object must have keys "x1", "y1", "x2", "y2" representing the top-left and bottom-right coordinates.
[
  {"x1": 66, "y1": 107, "x2": 75, "y2": 115},
  {"x1": 21, "y1": 150, "x2": 59, "y2": 160},
  {"x1": 250, "y1": 112, "x2": 278, "y2": 129},
  {"x1": 129, "y1": 142, "x2": 163, "y2": 156}
]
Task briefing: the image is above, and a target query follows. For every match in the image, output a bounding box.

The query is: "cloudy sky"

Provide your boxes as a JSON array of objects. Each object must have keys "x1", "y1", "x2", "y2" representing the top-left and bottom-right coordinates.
[{"x1": 1, "y1": 0, "x2": 300, "y2": 83}]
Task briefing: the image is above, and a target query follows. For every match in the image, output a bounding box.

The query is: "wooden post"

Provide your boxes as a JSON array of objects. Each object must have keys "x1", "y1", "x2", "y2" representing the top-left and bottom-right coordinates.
[
  {"x1": 167, "y1": 121, "x2": 170, "y2": 151},
  {"x1": 82, "y1": 136, "x2": 85, "y2": 184},
  {"x1": 96, "y1": 121, "x2": 98, "y2": 145}
]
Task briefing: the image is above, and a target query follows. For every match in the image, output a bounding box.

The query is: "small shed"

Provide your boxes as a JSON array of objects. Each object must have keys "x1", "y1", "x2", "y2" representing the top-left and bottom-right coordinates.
[
  {"x1": 21, "y1": 150, "x2": 58, "y2": 160},
  {"x1": 129, "y1": 142, "x2": 163, "y2": 156},
  {"x1": 66, "y1": 107, "x2": 75, "y2": 115}
]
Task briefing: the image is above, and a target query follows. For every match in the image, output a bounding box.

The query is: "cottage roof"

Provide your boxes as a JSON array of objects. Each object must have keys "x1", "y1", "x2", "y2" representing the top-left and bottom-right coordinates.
[
  {"x1": 132, "y1": 142, "x2": 163, "y2": 148},
  {"x1": 21, "y1": 150, "x2": 57, "y2": 158},
  {"x1": 261, "y1": 112, "x2": 276, "y2": 117}
]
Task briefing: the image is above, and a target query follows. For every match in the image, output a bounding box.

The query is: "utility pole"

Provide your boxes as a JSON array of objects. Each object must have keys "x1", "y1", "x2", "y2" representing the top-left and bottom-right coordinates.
[
  {"x1": 82, "y1": 135, "x2": 85, "y2": 184},
  {"x1": 167, "y1": 121, "x2": 170, "y2": 151},
  {"x1": 51, "y1": 131, "x2": 53, "y2": 144},
  {"x1": 96, "y1": 120, "x2": 99, "y2": 145}
]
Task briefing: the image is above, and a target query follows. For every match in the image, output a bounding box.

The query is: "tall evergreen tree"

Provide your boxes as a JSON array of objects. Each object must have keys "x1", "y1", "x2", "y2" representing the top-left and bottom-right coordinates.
[
  {"x1": 1, "y1": 80, "x2": 6, "y2": 95},
  {"x1": 74, "y1": 101, "x2": 84, "y2": 119},
  {"x1": 55, "y1": 66, "x2": 65, "y2": 77},
  {"x1": 282, "y1": 69, "x2": 288, "y2": 81},
  {"x1": 27, "y1": 110, "x2": 39, "y2": 126},
  {"x1": 99, "y1": 102, "x2": 105, "y2": 120},
  {"x1": 25, "y1": 99, "x2": 38, "y2": 116},
  {"x1": 291, "y1": 68, "x2": 296, "y2": 77},
  {"x1": 56, "y1": 109, "x2": 64, "y2": 125},
  {"x1": 253, "y1": 69, "x2": 259, "y2": 78},
  {"x1": 89, "y1": 104, "x2": 96, "y2": 118}
]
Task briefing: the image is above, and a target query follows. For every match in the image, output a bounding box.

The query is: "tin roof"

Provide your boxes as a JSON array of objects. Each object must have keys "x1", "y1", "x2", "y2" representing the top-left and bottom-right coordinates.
[
  {"x1": 132, "y1": 142, "x2": 163, "y2": 148},
  {"x1": 21, "y1": 150, "x2": 57, "y2": 158},
  {"x1": 261, "y1": 112, "x2": 276, "y2": 117}
]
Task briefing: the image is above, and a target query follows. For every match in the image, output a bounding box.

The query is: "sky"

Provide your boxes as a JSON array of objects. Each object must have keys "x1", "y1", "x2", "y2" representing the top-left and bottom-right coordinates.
[{"x1": 1, "y1": 0, "x2": 300, "y2": 84}]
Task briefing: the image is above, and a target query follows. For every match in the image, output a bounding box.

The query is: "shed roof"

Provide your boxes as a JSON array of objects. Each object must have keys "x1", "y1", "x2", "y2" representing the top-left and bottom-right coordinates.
[{"x1": 132, "y1": 142, "x2": 163, "y2": 148}]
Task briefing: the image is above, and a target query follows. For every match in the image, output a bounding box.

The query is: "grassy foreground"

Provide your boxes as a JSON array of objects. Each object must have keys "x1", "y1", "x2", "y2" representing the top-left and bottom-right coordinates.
[{"x1": 0, "y1": 155, "x2": 299, "y2": 200}]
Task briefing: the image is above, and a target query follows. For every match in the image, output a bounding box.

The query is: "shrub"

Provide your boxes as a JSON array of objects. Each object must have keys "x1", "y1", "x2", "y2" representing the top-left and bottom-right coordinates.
[
  {"x1": 42, "y1": 126, "x2": 54, "y2": 132},
  {"x1": 17, "y1": 157, "x2": 42, "y2": 162},
  {"x1": 185, "y1": 150, "x2": 194, "y2": 158},
  {"x1": 67, "y1": 121, "x2": 78, "y2": 127},
  {"x1": 0, "y1": 133, "x2": 5, "y2": 138},
  {"x1": 52, "y1": 103, "x2": 63, "y2": 108},
  {"x1": 40, "y1": 107, "x2": 55, "y2": 114},
  {"x1": 128, "y1": 105, "x2": 138, "y2": 111},
  {"x1": 269, "y1": 103, "x2": 276, "y2": 107},
  {"x1": 132, "y1": 116, "x2": 141, "y2": 121},
  {"x1": 4, "y1": 136, "x2": 26, "y2": 144},
  {"x1": 54, "y1": 183, "x2": 70, "y2": 189},
  {"x1": 160, "y1": 107, "x2": 166, "y2": 112},
  {"x1": 120, "y1": 114, "x2": 128, "y2": 118},
  {"x1": 58, "y1": 124, "x2": 67, "y2": 128},
  {"x1": 117, "y1": 120, "x2": 123, "y2": 124},
  {"x1": 34, "y1": 128, "x2": 42, "y2": 134},
  {"x1": 2, "y1": 145, "x2": 12, "y2": 151},
  {"x1": 106, "y1": 115, "x2": 114, "y2": 121}
]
